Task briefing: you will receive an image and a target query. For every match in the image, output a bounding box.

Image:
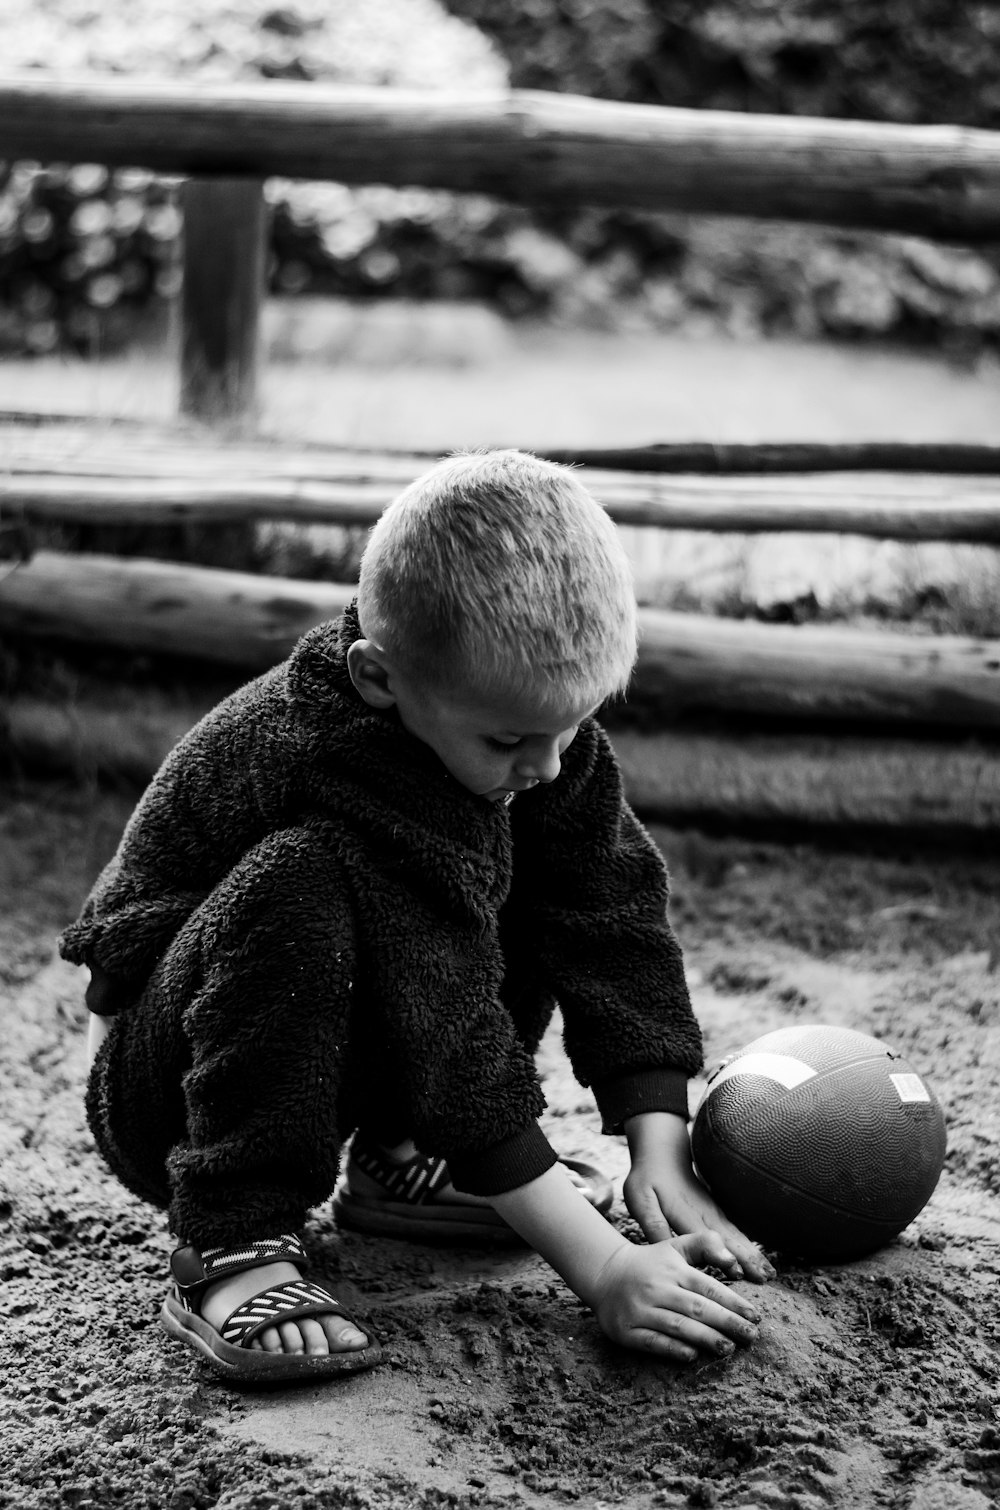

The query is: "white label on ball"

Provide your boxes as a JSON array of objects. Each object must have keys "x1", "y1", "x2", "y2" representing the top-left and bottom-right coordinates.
[
  {"x1": 890, "y1": 1072, "x2": 930, "y2": 1103},
  {"x1": 709, "y1": 1052, "x2": 818, "y2": 1092}
]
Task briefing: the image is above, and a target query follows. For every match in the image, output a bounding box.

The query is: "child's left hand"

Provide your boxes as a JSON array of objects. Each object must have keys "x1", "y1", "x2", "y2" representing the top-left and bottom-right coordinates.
[{"x1": 623, "y1": 1111, "x2": 777, "y2": 1284}]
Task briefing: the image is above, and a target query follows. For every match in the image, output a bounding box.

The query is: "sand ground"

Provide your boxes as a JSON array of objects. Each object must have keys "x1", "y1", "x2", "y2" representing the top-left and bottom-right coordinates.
[{"x1": 1, "y1": 783, "x2": 999, "y2": 1510}]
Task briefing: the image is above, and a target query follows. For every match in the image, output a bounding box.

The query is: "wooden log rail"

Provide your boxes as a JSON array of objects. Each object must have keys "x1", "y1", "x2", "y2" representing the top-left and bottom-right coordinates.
[
  {"x1": 2, "y1": 76, "x2": 1000, "y2": 241},
  {"x1": 541, "y1": 443, "x2": 1000, "y2": 476},
  {"x1": 2, "y1": 551, "x2": 999, "y2": 730},
  {"x1": 5, "y1": 73, "x2": 1000, "y2": 421},
  {"x1": 6, "y1": 466, "x2": 1000, "y2": 543},
  {"x1": 5, "y1": 426, "x2": 1000, "y2": 474},
  {"x1": 5, "y1": 423, "x2": 1000, "y2": 544}
]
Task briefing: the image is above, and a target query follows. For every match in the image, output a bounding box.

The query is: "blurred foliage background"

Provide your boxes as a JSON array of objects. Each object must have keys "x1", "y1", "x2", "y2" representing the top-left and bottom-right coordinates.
[{"x1": 2, "y1": 0, "x2": 1000, "y2": 358}]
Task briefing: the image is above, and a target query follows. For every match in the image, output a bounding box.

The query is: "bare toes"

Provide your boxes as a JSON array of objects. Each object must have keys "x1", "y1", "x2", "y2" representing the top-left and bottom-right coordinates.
[
  {"x1": 326, "y1": 1317, "x2": 368, "y2": 1352},
  {"x1": 297, "y1": 1317, "x2": 331, "y2": 1356},
  {"x1": 277, "y1": 1320, "x2": 308, "y2": 1354}
]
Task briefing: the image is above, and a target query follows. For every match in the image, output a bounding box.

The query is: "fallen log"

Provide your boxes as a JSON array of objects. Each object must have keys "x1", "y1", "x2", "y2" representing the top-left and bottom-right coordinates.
[
  {"x1": 611, "y1": 726, "x2": 1000, "y2": 842},
  {"x1": 6, "y1": 468, "x2": 1000, "y2": 544},
  {"x1": 4, "y1": 689, "x2": 997, "y2": 842},
  {"x1": 632, "y1": 607, "x2": 1000, "y2": 729},
  {"x1": 0, "y1": 552, "x2": 354, "y2": 669},
  {"x1": 2, "y1": 551, "x2": 1000, "y2": 730}
]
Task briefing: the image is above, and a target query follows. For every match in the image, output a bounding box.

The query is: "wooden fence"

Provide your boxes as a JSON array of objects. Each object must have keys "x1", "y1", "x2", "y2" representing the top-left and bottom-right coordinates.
[
  {"x1": 5, "y1": 75, "x2": 1000, "y2": 422},
  {"x1": 1, "y1": 75, "x2": 999, "y2": 838}
]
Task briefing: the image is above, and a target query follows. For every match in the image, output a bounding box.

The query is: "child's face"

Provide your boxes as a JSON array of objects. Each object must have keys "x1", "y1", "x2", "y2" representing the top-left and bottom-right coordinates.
[{"x1": 393, "y1": 677, "x2": 599, "y2": 803}]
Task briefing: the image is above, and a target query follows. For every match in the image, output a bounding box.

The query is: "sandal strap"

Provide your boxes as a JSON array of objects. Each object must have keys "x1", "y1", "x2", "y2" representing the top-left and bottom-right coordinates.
[
  {"x1": 170, "y1": 1233, "x2": 307, "y2": 1308},
  {"x1": 350, "y1": 1139, "x2": 452, "y2": 1206},
  {"x1": 221, "y1": 1279, "x2": 358, "y2": 1350},
  {"x1": 199, "y1": 1234, "x2": 306, "y2": 1278}
]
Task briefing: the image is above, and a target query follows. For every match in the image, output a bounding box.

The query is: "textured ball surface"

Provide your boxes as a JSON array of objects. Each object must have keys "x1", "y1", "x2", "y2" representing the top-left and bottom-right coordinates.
[{"x1": 691, "y1": 1024, "x2": 947, "y2": 1261}]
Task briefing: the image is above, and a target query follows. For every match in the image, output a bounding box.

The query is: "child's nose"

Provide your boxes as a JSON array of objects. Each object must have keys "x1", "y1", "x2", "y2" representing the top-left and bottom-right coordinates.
[{"x1": 516, "y1": 741, "x2": 562, "y2": 784}]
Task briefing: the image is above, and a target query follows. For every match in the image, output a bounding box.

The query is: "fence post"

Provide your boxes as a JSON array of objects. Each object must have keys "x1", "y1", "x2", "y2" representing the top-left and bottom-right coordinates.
[{"x1": 179, "y1": 177, "x2": 267, "y2": 429}]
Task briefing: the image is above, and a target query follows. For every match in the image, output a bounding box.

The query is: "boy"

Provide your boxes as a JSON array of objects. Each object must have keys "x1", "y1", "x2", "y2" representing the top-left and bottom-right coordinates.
[{"x1": 66, "y1": 450, "x2": 770, "y2": 1386}]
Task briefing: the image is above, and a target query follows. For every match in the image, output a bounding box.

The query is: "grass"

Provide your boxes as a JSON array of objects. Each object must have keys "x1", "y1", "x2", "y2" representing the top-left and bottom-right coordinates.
[{"x1": 5, "y1": 310, "x2": 1000, "y2": 448}]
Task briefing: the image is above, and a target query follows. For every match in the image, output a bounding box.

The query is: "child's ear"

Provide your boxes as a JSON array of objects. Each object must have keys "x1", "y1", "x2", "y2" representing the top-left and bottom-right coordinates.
[{"x1": 347, "y1": 640, "x2": 398, "y2": 709}]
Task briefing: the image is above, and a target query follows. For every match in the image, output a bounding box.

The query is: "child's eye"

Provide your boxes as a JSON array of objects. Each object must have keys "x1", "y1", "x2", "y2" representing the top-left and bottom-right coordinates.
[{"x1": 485, "y1": 736, "x2": 522, "y2": 752}]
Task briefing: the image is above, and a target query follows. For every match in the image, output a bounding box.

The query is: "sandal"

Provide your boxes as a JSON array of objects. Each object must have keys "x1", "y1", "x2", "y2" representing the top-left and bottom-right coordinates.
[
  {"x1": 159, "y1": 1232, "x2": 383, "y2": 1384},
  {"x1": 332, "y1": 1137, "x2": 615, "y2": 1245}
]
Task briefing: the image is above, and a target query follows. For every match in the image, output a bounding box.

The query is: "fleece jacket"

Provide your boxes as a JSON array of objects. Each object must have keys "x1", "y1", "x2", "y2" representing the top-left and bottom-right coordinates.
[{"x1": 61, "y1": 603, "x2": 703, "y2": 1245}]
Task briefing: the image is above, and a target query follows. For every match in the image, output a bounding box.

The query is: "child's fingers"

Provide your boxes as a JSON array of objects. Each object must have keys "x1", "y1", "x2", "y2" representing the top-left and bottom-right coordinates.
[
  {"x1": 677, "y1": 1213, "x2": 776, "y2": 1284},
  {"x1": 621, "y1": 1270, "x2": 760, "y2": 1353},
  {"x1": 594, "y1": 1243, "x2": 762, "y2": 1361},
  {"x1": 637, "y1": 1242, "x2": 760, "y2": 1324},
  {"x1": 712, "y1": 1231, "x2": 775, "y2": 1283},
  {"x1": 734, "y1": 1241, "x2": 777, "y2": 1283},
  {"x1": 667, "y1": 1289, "x2": 759, "y2": 1347},
  {"x1": 671, "y1": 1229, "x2": 743, "y2": 1277},
  {"x1": 624, "y1": 1184, "x2": 674, "y2": 1244},
  {"x1": 646, "y1": 1310, "x2": 742, "y2": 1359},
  {"x1": 631, "y1": 1290, "x2": 757, "y2": 1359},
  {"x1": 679, "y1": 1266, "x2": 763, "y2": 1326},
  {"x1": 627, "y1": 1328, "x2": 699, "y2": 1365}
]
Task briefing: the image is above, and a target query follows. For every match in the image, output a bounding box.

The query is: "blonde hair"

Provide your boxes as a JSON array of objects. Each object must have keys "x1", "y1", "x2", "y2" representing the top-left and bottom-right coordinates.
[{"x1": 357, "y1": 449, "x2": 637, "y2": 707}]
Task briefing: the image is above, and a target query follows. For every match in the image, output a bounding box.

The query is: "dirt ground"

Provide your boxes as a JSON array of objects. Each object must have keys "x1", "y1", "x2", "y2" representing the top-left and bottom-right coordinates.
[{"x1": 0, "y1": 778, "x2": 997, "y2": 1510}]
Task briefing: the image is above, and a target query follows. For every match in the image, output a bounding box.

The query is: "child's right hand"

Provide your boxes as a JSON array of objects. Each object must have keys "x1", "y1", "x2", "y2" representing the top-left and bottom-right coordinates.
[{"x1": 589, "y1": 1234, "x2": 761, "y2": 1363}]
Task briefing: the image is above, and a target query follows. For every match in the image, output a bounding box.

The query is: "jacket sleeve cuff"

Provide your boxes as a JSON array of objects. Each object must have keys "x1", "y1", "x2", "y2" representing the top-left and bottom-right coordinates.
[
  {"x1": 593, "y1": 1069, "x2": 692, "y2": 1134},
  {"x1": 446, "y1": 1122, "x2": 559, "y2": 1197}
]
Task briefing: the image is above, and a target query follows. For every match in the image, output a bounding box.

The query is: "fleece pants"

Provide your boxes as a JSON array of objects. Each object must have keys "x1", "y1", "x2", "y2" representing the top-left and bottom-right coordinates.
[
  {"x1": 82, "y1": 834, "x2": 551, "y2": 1250},
  {"x1": 83, "y1": 847, "x2": 408, "y2": 1249}
]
